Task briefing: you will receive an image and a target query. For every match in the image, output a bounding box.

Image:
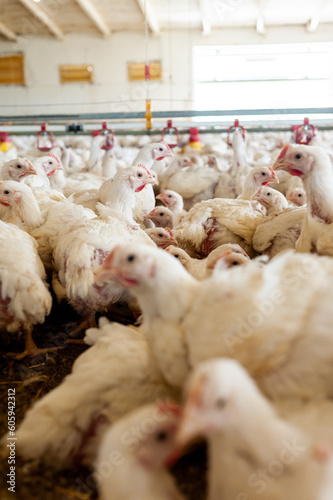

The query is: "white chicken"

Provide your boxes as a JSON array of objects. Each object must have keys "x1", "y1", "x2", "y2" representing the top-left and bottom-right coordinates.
[
  {"x1": 175, "y1": 359, "x2": 333, "y2": 500},
  {"x1": 237, "y1": 166, "x2": 278, "y2": 200},
  {"x1": 287, "y1": 187, "x2": 307, "y2": 207},
  {"x1": 253, "y1": 186, "x2": 289, "y2": 215},
  {"x1": 215, "y1": 129, "x2": 251, "y2": 199},
  {"x1": 144, "y1": 206, "x2": 175, "y2": 229},
  {"x1": 95, "y1": 244, "x2": 333, "y2": 399},
  {"x1": 52, "y1": 166, "x2": 156, "y2": 326},
  {"x1": 132, "y1": 142, "x2": 173, "y2": 223},
  {"x1": 252, "y1": 207, "x2": 306, "y2": 258},
  {"x1": 0, "y1": 157, "x2": 37, "y2": 181},
  {"x1": 273, "y1": 144, "x2": 333, "y2": 256},
  {"x1": 163, "y1": 160, "x2": 218, "y2": 211},
  {"x1": 0, "y1": 220, "x2": 52, "y2": 358},
  {"x1": 95, "y1": 402, "x2": 184, "y2": 500},
  {"x1": 14, "y1": 320, "x2": 178, "y2": 466},
  {"x1": 174, "y1": 198, "x2": 264, "y2": 257},
  {"x1": 165, "y1": 243, "x2": 249, "y2": 280},
  {"x1": 145, "y1": 227, "x2": 178, "y2": 249}
]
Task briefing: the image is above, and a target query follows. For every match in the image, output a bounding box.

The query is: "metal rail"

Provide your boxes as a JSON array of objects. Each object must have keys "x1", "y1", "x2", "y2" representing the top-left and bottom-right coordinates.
[{"x1": 1, "y1": 107, "x2": 333, "y2": 122}]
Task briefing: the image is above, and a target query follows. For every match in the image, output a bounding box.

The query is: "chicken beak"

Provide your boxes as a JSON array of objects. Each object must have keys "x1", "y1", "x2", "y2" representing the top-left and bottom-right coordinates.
[
  {"x1": 168, "y1": 237, "x2": 178, "y2": 247},
  {"x1": 206, "y1": 251, "x2": 231, "y2": 270},
  {"x1": 156, "y1": 193, "x2": 166, "y2": 204},
  {"x1": 94, "y1": 247, "x2": 119, "y2": 285},
  {"x1": 273, "y1": 158, "x2": 295, "y2": 172},
  {"x1": 146, "y1": 175, "x2": 158, "y2": 186},
  {"x1": 0, "y1": 197, "x2": 10, "y2": 206},
  {"x1": 268, "y1": 171, "x2": 279, "y2": 183},
  {"x1": 272, "y1": 144, "x2": 294, "y2": 172},
  {"x1": 20, "y1": 161, "x2": 37, "y2": 177}
]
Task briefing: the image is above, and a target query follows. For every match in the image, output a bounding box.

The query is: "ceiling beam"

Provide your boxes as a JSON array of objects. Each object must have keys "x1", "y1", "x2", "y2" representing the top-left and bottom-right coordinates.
[
  {"x1": 17, "y1": 0, "x2": 64, "y2": 40},
  {"x1": 0, "y1": 20, "x2": 17, "y2": 42},
  {"x1": 135, "y1": 0, "x2": 160, "y2": 36},
  {"x1": 75, "y1": 0, "x2": 111, "y2": 38},
  {"x1": 199, "y1": 0, "x2": 211, "y2": 36},
  {"x1": 306, "y1": 0, "x2": 326, "y2": 32}
]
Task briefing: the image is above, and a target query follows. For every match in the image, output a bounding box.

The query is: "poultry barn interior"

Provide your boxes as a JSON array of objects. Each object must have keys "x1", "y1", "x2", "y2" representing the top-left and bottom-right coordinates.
[{"x1": 1, "y1": 0, "x2": 333, "y2": 499}]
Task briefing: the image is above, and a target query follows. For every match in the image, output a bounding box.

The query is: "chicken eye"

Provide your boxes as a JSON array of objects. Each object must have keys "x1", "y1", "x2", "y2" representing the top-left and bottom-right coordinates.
[
  {"x1": 159, "y1": 147, "x2": 163, "y2": 152},
  {"x1": 155, "y1": 431, "x2": 168, "y2": 442},
  {"x1": 174, "y1": 254, "x2": 179, "y2": 258},
  {"x1": 215, "y1": 398, "x2": 227, "y2": 408},
  {"x1": 168, "y1": 195, "x2": 172, "y2": 198},
  {"x1": 158, "y1": 234, "x2": 163, "y2": 238},
  {"x1": 295, "y1": 153, "x2": 302, "y2": 160},
  {"x1": 127, "y1": 255, "x2": 135, "y2": 263},
  {"x1": 267, "y1": 192, "x2": 271, "y2": 196},
  {"x1": 160, "y1": 212, "x2": 164, "y2": 216},
  {"x1": 261, "y1": 172, "x2": 266, "y2": 176},
  {"x1": 232, "y1": 261, "x2": 239, "y2": 266},
  {"x1": 3, "y1": 190, "x2": 10, "y2": 195},
  {"x1": 137, "y1": 173, "x2": 142, "y2": 178},
  {"x1": 298, "y1": 193, "x2": 302, "y2": 197},
  {"x1": 16, "y1": 164, "x2": 22, "y2": 169}
]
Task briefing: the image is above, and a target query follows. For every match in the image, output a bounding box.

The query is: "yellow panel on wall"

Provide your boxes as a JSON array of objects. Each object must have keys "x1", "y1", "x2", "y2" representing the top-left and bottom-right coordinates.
[
  {"x1": 0, "y1": 54, "x2": 25, "y2": 85},
  {"x1": 127, "y1": 61, "x2": 162, "y2": 81},
  {"x1": 59, "y1": 64, "x2": 94, "y2": 83}
]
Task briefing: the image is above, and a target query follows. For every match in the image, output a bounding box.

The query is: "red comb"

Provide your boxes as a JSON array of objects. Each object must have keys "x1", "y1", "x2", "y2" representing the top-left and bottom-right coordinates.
[
  {"x1": 277, "y1": 144, "x2": 292, "y2": 160},
  {"x1": 47, "y1": 153, "x2": 61, "y2": 165},
  {"x1": 157, "y1": 400, "x2": 181, "y2": 416},
  {"x1": 165, "y1": 228, "x2": 174, "y2": 237},
  {"x1": 160, "y1": 141, "x2": 172, "y2": 152}
]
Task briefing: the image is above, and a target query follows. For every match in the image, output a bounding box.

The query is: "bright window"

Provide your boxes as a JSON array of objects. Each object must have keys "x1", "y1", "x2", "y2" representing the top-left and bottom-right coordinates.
[{"x1": 193, "y1": 43, "x2": 333, "y2": 116}]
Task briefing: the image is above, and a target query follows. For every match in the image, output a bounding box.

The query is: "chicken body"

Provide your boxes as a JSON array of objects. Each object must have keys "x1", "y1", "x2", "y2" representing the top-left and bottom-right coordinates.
[
  {"x1": 273, "y1": 144, "x2": 333, "y2": 256},
  {"x1": 96, "y1": 245, "x2": 333, "y2": 399},
  {"x1": 174, "y1": 198, "x2": 264, "y2": 257},
  {"x1": 14, "y1": 320, "x2": 177, "y2": 466},
  {"x1": 0, "y1": 220, "x2": 52, "y2": 357},
  {"x1": 176, "y1": 359, "x2": 333, "y2": 500},
  {"x1": 96, "y1": 402, "x2": 183, "y2": 500}
]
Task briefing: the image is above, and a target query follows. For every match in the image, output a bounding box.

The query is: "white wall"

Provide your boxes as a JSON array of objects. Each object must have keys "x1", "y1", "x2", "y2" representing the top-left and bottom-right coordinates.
[{"x1": 0, "y1": 24, "x2": 333, "y2": 116}]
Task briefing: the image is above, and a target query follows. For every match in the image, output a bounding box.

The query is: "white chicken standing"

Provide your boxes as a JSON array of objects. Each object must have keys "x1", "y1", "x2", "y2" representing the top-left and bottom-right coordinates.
[
  {"x1": 215, "y1": 129, "x2": 251, "y2": 199},
  {"x1": 95, "y1": 402, "x2": 184, "y2": 500},
  {"x1": 273, "y1": 144, "x2": 333, "y2": 256},
  {"x1": 0, "y1": 220, "x2": 52, "y2": 358},
  {"x1": 52, "y1": 166, "x2": 156, "y2": 326},
  {"x1": 132, "y1": 142, "x2": 173, "y2": 223}
]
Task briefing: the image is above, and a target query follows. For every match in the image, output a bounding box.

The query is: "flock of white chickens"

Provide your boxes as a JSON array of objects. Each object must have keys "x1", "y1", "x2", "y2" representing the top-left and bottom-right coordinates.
[{"x1": 2, "y1": 126, "x2": 333, "y2": 499}]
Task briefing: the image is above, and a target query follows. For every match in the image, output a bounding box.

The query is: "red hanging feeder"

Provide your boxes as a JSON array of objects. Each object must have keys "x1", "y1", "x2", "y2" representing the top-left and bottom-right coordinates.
[
  {"x1": 227, "y1": 119, "x2": 246, "y2": 147},
  {"x1": 36, "y1": 123, "x2": 54, "y2": 152},
  {"x1": 92, "y1": 122, "x2": 114, "y2": 150},
  {"x1": 293, "y1": 118, "x2": 316, "y2": 145},
  {"x1": 161, "y1": 120, "x2": 180, "y2": 149}
]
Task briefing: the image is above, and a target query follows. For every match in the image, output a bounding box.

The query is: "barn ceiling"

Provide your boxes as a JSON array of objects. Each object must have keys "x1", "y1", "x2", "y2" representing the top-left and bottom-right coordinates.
[{"x1": 0, "y1": 0, "x2": 332, "y2": 42}]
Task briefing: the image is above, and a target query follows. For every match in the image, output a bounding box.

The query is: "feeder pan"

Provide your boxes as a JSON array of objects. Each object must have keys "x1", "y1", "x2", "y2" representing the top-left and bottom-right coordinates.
[
  {"x1": 92, "y1": 122, "x2": 115, "y2": 150},
  {"x1": 294, "y1": 118, "x2": 316, "y2": 145},
  {"x1": 161, "y1": 120, "x2": 180, "y2": 149},
  {"x1": 37, "y1": 123, "x2": 54, "y2": 152},
  {"x1": 227, "y1": 119, "x2": 246, "y2": 147}
]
